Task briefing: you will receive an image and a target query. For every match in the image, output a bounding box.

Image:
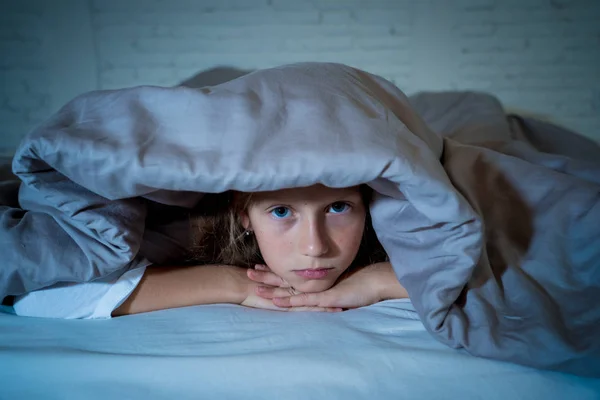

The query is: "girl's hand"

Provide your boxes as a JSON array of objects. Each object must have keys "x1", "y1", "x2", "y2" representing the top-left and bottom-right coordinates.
[
  {"x1": 240, "y1": 264, "x2": 342, "y2": 313},
  {"x1": 253, "y1": 262, "x2": 408, "y2": 310}
]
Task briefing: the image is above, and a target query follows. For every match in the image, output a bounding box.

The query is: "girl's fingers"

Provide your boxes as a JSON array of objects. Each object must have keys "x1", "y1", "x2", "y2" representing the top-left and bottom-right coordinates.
[
  {"x1": 247, "y1": 269, "x2": 291, "y2": 288},
  {"x1": 242, "y1": 294, "x2": 342, "y2": 313},
  {"x1": 255, "y1": 286, "x2": 297, "y2": 299},
  {"x1": 253, "y1": 264, "x2": 293, "y2": 288},
  {"x1": 242, "y1": 297, "x2": 293, "y2": 312},
  {"x1": 272, "y1": 292, "x2": 326, "y2": 308}
]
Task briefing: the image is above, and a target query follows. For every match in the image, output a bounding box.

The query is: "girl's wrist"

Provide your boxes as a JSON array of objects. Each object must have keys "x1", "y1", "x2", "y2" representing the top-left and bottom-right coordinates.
[
  {"x1": 370, "y1": 262, "x2": 408, "y2": 301},
  {"x1": 219, "y1": 265, "x2": 252, "y2": 305}
]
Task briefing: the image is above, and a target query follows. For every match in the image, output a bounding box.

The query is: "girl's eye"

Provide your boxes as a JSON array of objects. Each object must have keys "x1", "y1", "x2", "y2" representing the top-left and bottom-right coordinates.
[
  {"x1": 270, "y1": 207, "x2": 291, "y2": 219},
  {"x1": 328, "y1": 202, "x2": 350, "y2": 214}
]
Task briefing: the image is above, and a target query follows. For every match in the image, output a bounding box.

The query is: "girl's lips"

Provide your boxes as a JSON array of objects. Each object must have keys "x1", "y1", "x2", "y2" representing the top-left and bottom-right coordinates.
[{"x1": 293, "y1": 268, "x2": 333, "y2": 279}]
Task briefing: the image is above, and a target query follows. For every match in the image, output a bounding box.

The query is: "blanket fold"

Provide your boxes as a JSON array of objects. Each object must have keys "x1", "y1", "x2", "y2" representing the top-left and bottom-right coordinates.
[{"x1": 1, "y1": 62, "x2": 598, "y2": 376}]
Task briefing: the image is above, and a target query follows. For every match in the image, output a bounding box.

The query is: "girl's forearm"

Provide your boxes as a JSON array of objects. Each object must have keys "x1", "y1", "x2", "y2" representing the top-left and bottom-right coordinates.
[
  {"x1": 113, "y1": 265, "x2": 247, "y2": 316},
  {"x1": 373, "y1": 262, "x2": 409, "y2": 301}
]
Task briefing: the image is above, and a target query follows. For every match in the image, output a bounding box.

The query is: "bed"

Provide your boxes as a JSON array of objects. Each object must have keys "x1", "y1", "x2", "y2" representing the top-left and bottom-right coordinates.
[{"x1": 2, "y1": 300, "x2": 599, "y2": 399}]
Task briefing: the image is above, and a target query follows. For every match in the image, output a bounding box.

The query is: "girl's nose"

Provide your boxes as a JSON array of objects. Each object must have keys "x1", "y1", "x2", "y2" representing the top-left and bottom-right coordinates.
[{"x1": 299, "y1": 218, "x2": 329, "y2": 257}]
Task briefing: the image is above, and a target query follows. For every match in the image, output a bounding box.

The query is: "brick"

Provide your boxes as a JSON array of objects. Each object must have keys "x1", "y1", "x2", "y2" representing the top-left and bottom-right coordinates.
[
  {"x1": 0, "y1": 108, "x2": 25, "y2": 123},
  {"x1": 547, "y1": 102, "x2": 595, "y2": 116},
  {"x1": 270, "y1": 0, "x2": 317, "y2": 11},
  {"x1": 458, "y1": 35, "x2": 598, "y2": 56},
  {"x1": 4, "y1": 92, "x2": 51, "y2": 112},
  {"x1": 310, "y1": 0, "x2": 363, "y2": 10},
  {"x1": 320, "y1": 10, "x2": 354, "y2": 24},
  {"x1": 167, "y1": 25, "x2": 345, "y2": 39},
  {"x1": 0, "y1": 38, "x2": 43, "y2": 55},
  {"x1": 100, "y1": 67, "x2": 139, "y2": 83},
  {"x1": 546, "y1": 0, "x2": 600, "y2": 10},
  {"x1": 0, "y1": 55, "x2": 44, "y2": 69},
  {"x1": 457, "y1": 23, "x2": 498, "y2": 37},
  {"x1": 96, "y1": 40, "x2": 136, "y2": 60},
  {"x1": 464, "y1": 76, "x2": 587, "y2": 90},
  {"x1": 93, "y1": 10, "x2": 319, "y2": 27},
  {"x1": 460, "y1": 37, "x2": 529, "y2": 53},
  {"x1": 388, "y1": 23, "x2": 415, "y2": 37},
  {"x1": 492, "y1": 88, "x2": 593, "y2": 105},
  {"x1": 353, "y1": 35, "x2": 410, "y2": 50},
  {"x1": 353, "y1": 9, "x2": 414, "y2": 25},
  {"x1": 1, "y1": 123, "x2": 33, "y2": 149},
  {"x1": 559, "y1": 37, "x2": 600, "y2": 51},
  {"x1": 133, "y1": 36, "x2": 285, "y2": 53},
  {"x1": 362, "y1": 64, "x2": 413, "y2": 76},
  {"x1": 313, "y1": 0, "x2": 412, "y2": 11},
  {"x1": 306, "y1": 49, "x2": 414, "y2": 69},
  {"x1": 95, "y1": 21, "x2": 406, "y2": 42},
  {"x1": 0, "y1": 12, "x2": 43, "y2": 27},
  {"x1": 99, "y1": 81, "x2": 134, "y2": 90},
  {"x1": 136, "y1": 67, "x2": 179, "y2": 83},
  {"x1": 0, "y1": 23, "x2": 44, "y2": 41},
  {"x1": 454, "y1": 0, "x2": 495, "y2": 8},
  {"x1": 457, "y1": 50, "x2": 599, "y2": 66},
  {"x1": 92, "y1": 0, "x2": 269, "y2": 12},
  {"x1": 94, "y1": 25, "x2": 156, "y2": 40},
  {"x1": 0, "y1": 4, "x2": 43, "y2": 17},
  {"x1": 362, "y1": 0, "x2": 414, "y2": 9},
  {"x1": 0, "y1": 70, "x2": 50, "y2": 93},
  {"x1": 464, "y1": 0, "x2": 554, "y2": 11},
  {"x1": 461, "y1": 64, "x2": 598, "y2": 78},
  {"x1": 26, "y1": 108, "x2": 54, "y2": 123},
  {"x1": 458, "y1": 21, "x2": 600, "y2": 38},
  {"x1": 95, "y1": 25, "x2": 416, "y2": 62},
  {"x1": 100, "y1": 51, "x2": 261, "y2": 70},
  {"x1": 283, "y1": 36, "x2": 354, "y2": 52},
  {"x1": 0, "y1": 26, "x2": 45, "y2": 71},
  {"x1": 463, "y1": 7, "x2": 600, "y2": 24},
  {"x1": 208, "y1": 24, "x2": 393, "y2": 39}
]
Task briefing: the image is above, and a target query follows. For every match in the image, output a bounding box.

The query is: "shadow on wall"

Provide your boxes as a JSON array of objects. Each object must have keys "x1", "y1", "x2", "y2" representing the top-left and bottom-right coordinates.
[{"x1": 178, "y1": 66, "x2": 253, "y2": 88}]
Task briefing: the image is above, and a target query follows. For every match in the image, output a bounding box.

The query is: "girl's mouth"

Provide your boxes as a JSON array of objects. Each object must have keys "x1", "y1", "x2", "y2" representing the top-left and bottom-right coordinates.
[{"x1": 293, "y1": 268, "x2": 333, "y2": 279}]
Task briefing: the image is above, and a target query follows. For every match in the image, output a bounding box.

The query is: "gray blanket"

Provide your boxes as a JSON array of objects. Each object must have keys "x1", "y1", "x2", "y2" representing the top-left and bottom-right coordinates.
[{"x1": 1, "y1": 63, "x2": 599, "y2": 377}]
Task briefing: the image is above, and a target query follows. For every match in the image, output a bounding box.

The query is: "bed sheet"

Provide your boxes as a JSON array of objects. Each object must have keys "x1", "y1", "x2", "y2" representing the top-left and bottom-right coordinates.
[{"x1": 1, "y1": 300, "x2": 598, "y2": 400}]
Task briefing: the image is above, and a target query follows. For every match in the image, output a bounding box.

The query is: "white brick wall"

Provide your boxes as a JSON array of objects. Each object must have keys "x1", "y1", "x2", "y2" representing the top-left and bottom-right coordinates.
[
  {"x1": 0, "y1": 0, "x2": 97, "y2": 156},
  {"x1": 0, "y1": 1, "x2": 52, "y2": 155},
  {"x1": 1, "y1": 0, "x2": 599, "y2": 155}
]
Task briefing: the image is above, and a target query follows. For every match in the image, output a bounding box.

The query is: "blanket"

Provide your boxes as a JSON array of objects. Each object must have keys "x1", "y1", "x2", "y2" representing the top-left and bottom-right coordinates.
[{"x1": 1, "y1": 62, "x2": 599, "y2": 376}]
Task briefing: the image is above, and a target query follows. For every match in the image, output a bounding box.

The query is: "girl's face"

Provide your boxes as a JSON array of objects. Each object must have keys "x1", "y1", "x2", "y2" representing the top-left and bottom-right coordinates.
[{"x1": 241, "y1": 185, "x2": 366, "y2": 293}]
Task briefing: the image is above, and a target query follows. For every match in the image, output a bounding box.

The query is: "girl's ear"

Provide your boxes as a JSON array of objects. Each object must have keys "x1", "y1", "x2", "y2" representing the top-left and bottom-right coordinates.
[{"x1": 239, "y1": 210, "x2": 251, "y2": 230}]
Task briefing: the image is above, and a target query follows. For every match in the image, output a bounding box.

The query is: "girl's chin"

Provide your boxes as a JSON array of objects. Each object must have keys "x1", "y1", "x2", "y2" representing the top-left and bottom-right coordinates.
[{"x1": 292, "y1": 279, "x2": 336, "y2": 293}]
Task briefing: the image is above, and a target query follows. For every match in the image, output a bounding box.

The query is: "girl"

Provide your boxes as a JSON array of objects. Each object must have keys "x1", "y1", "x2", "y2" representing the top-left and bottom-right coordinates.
[{"x1": 13, "y1": 184, "x2": 408, "y2": 319}]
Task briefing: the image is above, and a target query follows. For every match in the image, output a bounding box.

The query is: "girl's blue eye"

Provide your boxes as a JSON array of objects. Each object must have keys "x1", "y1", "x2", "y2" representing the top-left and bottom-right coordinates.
[
  {"x1": 271, "y1": 207, "x2": 291, "y2": 219},
  {"x1": 329, "y1": 202, "x2": 350, "y2": 214}
]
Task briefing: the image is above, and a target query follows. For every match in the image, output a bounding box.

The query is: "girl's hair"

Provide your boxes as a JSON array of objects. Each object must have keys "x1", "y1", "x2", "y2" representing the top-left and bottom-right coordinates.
[{"x1": 186, "y1": 185, "x2": 388, "y2": 270}]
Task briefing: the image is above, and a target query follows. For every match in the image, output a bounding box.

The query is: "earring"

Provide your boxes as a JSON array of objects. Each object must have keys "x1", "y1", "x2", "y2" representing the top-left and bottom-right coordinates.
[{"x1": 244, "y1": 230, "x2": 253, "y2": 237}]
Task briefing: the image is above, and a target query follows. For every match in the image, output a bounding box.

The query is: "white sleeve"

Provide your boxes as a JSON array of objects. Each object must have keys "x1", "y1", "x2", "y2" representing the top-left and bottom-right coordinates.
[{"x1": 13, "y1": 266, "x2": 147, "y2": 319}]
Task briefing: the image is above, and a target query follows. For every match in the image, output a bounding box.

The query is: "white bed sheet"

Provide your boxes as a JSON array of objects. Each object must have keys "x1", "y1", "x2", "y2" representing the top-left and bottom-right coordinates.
[{"x1": 1, "y1": 299, "x2": 598, "y2": 400}]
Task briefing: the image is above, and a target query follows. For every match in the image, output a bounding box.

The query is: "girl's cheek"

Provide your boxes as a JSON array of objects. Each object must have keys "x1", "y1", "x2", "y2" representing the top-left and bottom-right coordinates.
[
  {"x1": 330, "y1": 216, "x2": 365, "y2": 236},
  {"x1": 255, "y1": 227, "x2": 291, "y2": 254}
]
